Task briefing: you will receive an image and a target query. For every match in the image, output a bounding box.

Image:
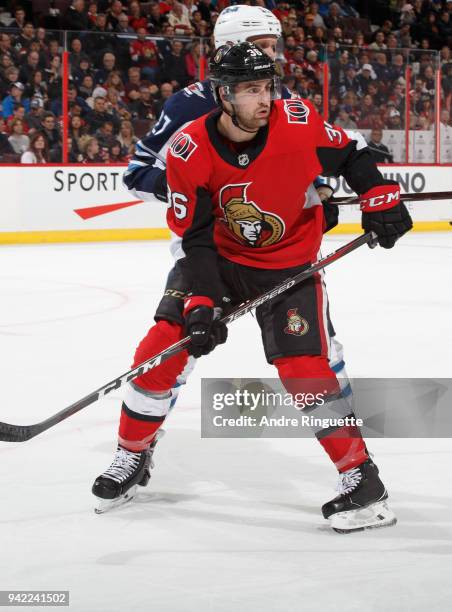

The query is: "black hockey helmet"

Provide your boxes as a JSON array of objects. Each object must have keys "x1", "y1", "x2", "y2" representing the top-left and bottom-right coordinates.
[{"x1": 209, "y1": 42, "x2": 281, "y2": 104}]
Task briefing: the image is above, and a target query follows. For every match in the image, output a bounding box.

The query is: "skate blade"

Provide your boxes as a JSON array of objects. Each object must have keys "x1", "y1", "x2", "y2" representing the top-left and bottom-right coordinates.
[
  {"x1": 330, "y1": 500, "x2": 397, "y2": 534},
  {"x1": 94, "y1": 485, "x2": 138, "y2": 514}
]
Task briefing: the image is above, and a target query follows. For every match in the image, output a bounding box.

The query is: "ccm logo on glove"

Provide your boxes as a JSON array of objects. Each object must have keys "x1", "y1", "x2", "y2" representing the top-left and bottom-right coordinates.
[{"x1": 359, "y1": 185, "x2": 400, "y2": 212}]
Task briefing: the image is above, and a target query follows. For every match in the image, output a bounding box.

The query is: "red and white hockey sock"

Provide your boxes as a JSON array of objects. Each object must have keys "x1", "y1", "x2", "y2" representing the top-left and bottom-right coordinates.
[{"x1": 274, "y1": 355, "x2": 368, "y2": 472}]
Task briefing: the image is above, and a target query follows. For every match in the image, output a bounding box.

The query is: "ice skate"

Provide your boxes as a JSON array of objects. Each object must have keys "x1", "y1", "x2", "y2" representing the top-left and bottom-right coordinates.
[
  {"x1": 322, "y1": 459, "x2": 397, "y2": 533},
  {"x1": 92, "y1": 430, "x2": 164, "y2": 514}
]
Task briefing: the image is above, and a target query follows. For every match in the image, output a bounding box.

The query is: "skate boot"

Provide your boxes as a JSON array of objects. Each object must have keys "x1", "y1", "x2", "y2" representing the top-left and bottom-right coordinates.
[
  {"x1": 322, "y1": 458, "x2": 397, "y2": 533},
  {"x1": 92, "y1": 430, "x2": 164, "y2": 513}
]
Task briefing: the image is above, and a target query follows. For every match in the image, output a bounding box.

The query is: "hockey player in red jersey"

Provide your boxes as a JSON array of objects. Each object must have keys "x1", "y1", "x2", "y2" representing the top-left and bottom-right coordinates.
[{"x1": 92, "y1": 43, "x2": 412, "y2": 532}]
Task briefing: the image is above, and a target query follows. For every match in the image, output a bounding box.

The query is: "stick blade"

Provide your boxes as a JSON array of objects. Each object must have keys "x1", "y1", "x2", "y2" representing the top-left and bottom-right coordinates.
[{"x1": 0, "y1": 422, "x2": 36, "y2": 442}]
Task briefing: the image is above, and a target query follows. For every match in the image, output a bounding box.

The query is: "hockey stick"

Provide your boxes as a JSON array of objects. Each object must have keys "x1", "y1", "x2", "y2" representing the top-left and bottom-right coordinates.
[
  {"x1": 0, "y1": 231, "x2": 376, "y2": 443},
  {"x1": 331, "y1": 190, "x2": 452, "y2": 206}
]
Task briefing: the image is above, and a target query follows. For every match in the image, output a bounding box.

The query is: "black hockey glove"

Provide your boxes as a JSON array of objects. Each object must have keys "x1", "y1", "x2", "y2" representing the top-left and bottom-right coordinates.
[
  {"x1": 360, "y1": 183, "x2": 413, "y2": 249},
  {"x1": 153, "y1": 170, "x2": 168, "y2": 202},
  {"x1": 317, "y1": 184, "x2": 339, "y2": 233},
  {"x1": 184, "y1": 300, "x2": 228, "y2": 358}
]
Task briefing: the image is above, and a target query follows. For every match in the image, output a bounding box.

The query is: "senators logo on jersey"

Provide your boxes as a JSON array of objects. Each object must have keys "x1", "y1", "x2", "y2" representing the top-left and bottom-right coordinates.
[
  {"x1": 219, "y1": 183, "x2": 285, "y2": 248},
  {"x1": 283, "y1": 99, "x2": 310, "y2": 124},
  {"x1": 170, "y1": 132, "x2": 198, "y2": 161}
]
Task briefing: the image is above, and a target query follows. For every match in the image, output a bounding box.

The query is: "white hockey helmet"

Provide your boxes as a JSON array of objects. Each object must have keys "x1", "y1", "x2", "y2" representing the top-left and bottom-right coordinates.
[{"x1": 214, "y1": 5, "x2": 282, "y2": 49}]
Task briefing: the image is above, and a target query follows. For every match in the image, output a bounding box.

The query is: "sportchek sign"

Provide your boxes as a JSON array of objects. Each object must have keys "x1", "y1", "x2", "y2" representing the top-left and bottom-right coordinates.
[{"x1": 0, "y1": 165, "x2": 450, "y2": 243}]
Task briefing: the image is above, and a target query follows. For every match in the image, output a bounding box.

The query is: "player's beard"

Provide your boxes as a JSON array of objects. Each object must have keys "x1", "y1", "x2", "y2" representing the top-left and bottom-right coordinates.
[{"x1": 234, "y1": 103, "x2": 271, "y2": 132}]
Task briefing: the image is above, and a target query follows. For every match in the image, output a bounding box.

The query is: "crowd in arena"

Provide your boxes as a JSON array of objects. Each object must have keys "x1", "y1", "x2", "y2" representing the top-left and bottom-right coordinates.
[{"x1": 0, "y1": 0, "x2": 451, "y2": 164}]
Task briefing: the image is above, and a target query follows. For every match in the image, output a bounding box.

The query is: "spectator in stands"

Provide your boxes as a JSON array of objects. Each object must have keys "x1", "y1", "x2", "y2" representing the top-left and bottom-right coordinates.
[
  {"x1": 14, "y1": 22, "x2": 35, "y2": 54},
  {"x1": 8, "y1": 118, "x2": 29, "y2": 154},
  {"x1": 9, "y1": 6, "x2": 27, "y2": 30},
  {"x1": 369, "y1": 31, "x2": 387, "y2": 51},
  {"x1": 129, "y1": 27, "x2": 160, "y2": 83},
  {"x1": 45, "y1": 56, "x2": 62, "y2": 105},
  {"x1": 335, "y1": 105, "x2": 358, "y2": 129},
  {"x1": 69, "y1": 39, "x2": 84, "y2": 69},
  {"x1": 1, "y1": 66, "x2": 20, "y2": 99},
  {"x1": 185, "y1": 42, "x2": 202, "y2": 82},
  {"x1": 116, "y1": 13, "x2": 135, "y2": 34},
  {"x1": 387, "y1": 107, "x2": 403, "y2": 130},
  {"x1": 87, "y1": 2, "x2": 98, "y2": 26},
  {"x1": 312, "y1": 92, "x2": 323, "y2": 115},
  {"x1": 40, "y1": 112, "x2": 61, "y2": 160},
  {"x1": 395, "y1": 23, "x2": 413, "y2": 48},
  {"x1": 324, "y1": 3, "x2": 345, "y2": 30},
  {"x1": 7, "y1": 103, "x2": 27, "y2": 128},
  {"x1": 285, "y1": 46, "x2": 305, "y2": 75},
  {"x1": 197, "y1": 0, "x2": 213, "y2": 23},
  {"x1": 25, "y1": 70, "x2": 47, "y2": 105},
  {"x1": 355, "y1": 63, "x2": 376, "y2": 94},
  {"x1": 2, "y1": 82, "x2": 30, "y2": 118},
  {"x1": 168, "y1": 2, "x2": 193, "y2": 36},
  {"x1": 304, "y1": 49, "x2": 322, "y2": 83},
  {"x1": 47, "y1": 39, "x2": 62, "y2": 64},
  {"x1": 128, "y1": 83, "x2": 156, "y2": 121},
  {"x1": 328, "y1": 93, "x2": 340, "y2": 122},
  {"x1": 64, "y1": 0, "x2": 91, "y2": 31},
  {"x1": 70, "y1": 114, "x2": 87, "y2": 146},
  {"x1": 389, "y1": 54, "x2": 405, "y2": 82},
  {"x1": 18, "y1": 51, "x2": 41, "y2": 85},
  {"x1": 118, "y1": 120, "x2": 138, "y2": 157},
  {"x1": 78, "y1": 74, "x2": 95, "y2": 100},
  {"x1": 81, "y1": 136, "x2": 103, "y2": 162},
  {"x1": 89, "y1": 14, "x2": 114, "y2": 59},
  {"x1": 148, "y1": 2, "x2": 167, "y2": 34},
  {"x1": 95, "y1": 52, "x2": 117, "y2": 86},
  {"x1": 0, "y1": 34, "x2": 18, "y2": 65},
  {"x1": 153, "y1": 81, "x2": 174, "y2": 116},
  {"x1": 0, "y1": 117, "x2": 14, "y2": 157},
  {"x1": 25, "y1": 98, "x2": 44, "y2": 130},
  {"x1": 124, "y1": 66, "x2": 142, "y2": 99},
  {"x1": 108, "y1": 139, "x2": 126, "y2": 162},
  {"x1": 108, "y1": 0, "x2": 125, "y2": 30},
  {"x1": 128, "y1": 1, "x2": 148, "y2": 31},
  {"x1": 367, "y1": 128, "x2": 393, "y2": 163},
  {"x1": 95, "y1": 120, "x2": 116, "y2": 147},
  {"x1": 21, "y1": 132, "x2": 49, "y2": 163},
  {"x1": 338, "y1": 64, "x2": 362, "y2": 98},
  {"x1": 117, "y1": 119, "x2": 137, "y2": 156},
  {"x1": 68, "y1": 84, "x2": 91, "y2": 115},
  {"x1": 373, "y1": 53, "x2": 392, "y2": 83},
  {"x1": 72, "y1": 55, "x2": 94, "y2": 88},
  {"x1": 164, "y1": 39, "x2": 190, "y2": 89},
  {"x1": 85, "y1": 94, "x2": 120, "y2": 133},
  {"x1": 105, "y1": 71, "x2": 126, "y2": 98}
]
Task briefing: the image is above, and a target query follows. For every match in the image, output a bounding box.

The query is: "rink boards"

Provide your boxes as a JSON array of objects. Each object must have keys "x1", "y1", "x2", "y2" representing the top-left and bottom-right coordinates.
[{"x1": 0, "y1": 164, "x2": 450, "y2": 243}]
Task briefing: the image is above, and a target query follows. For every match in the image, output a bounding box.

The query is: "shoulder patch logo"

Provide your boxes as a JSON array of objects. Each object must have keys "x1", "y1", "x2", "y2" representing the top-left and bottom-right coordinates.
[
  {"x1": 170, "y1": 132, "x2": 198, "y2": 161},
  {"x1": 183, "y1": 82, "x2": 206, "y2": 99},
  {"x1": 283, "y1": 99, "x2": 310, "y2": 125},
  {"x1": 219, "y1": 183, "x2": 285, "y2": 248}
]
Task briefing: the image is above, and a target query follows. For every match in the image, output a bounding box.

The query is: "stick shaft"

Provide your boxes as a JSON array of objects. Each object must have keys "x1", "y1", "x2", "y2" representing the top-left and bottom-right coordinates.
[{"x1": 0, "y1": 232, "x2": 375, "y2": 442}]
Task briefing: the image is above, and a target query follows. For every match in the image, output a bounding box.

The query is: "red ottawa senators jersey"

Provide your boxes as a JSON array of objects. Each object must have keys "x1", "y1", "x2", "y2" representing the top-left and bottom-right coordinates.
[{"x1": 166, "y1": 98, "x2": 385, "y2": 269}]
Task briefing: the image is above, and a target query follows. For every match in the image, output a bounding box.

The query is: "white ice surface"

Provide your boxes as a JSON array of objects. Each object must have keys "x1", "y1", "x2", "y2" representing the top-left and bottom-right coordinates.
[{"x1": 0, "y1": 233, "x2": 451, "y2": 612}]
